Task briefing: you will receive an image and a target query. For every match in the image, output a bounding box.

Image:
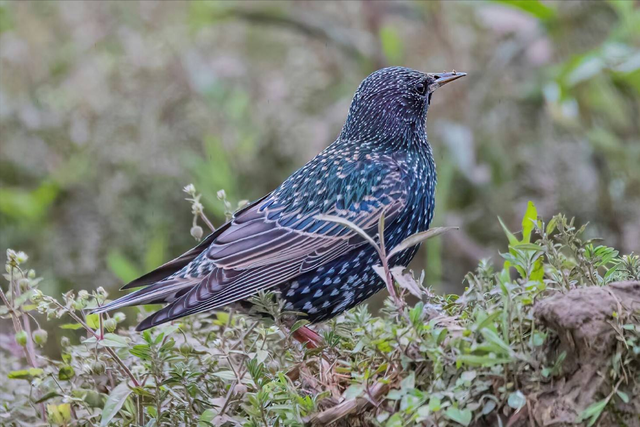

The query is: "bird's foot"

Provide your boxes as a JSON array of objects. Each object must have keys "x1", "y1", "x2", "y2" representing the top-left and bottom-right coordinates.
[{"x1": 292, "y1": 325, "x2": 323, "y2": 349}]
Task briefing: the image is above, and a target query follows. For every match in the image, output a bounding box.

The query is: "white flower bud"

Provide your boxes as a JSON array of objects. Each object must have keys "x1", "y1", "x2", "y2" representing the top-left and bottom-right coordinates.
[
  {"x1": 190, "y1": 226, "x2": 204, "y2": 240},
  {"x1": 16, "y1": 251, "x2": 28, "y2": 264},
  {"x1": 113, "y1": 312, "x2": 126, "y2": 323},
  {"x1": 216, "y1": 189, "x2": 226, "y2": 200},
  {"x1": 18, "y1": 278, "x2": 31, "y2": 292},
  {"x1": 183, "y1": 184, "x2": 196, "y2": 195}
]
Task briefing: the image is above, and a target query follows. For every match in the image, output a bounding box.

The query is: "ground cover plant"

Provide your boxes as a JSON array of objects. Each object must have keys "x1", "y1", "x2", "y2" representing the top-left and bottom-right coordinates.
[{"x1": 1, "y1": 190, "x2": 639, "y2": 427}]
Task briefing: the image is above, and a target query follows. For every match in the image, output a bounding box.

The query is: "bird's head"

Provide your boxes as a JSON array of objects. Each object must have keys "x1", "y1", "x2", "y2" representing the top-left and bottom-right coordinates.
[{"x1": 341, "y1": 66, "x2": 465, "y2": 144}]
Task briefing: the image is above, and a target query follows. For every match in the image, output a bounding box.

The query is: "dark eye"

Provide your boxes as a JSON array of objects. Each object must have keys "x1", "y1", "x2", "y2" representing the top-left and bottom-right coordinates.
[{"x1": 416, "y1": 81, "x2": 427, "y2": 95}]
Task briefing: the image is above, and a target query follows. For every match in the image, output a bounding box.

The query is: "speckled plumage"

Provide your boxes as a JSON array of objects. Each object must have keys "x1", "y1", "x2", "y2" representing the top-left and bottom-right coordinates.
[{"x1": 94, "y1": 67, "x2": 465, "y2": 330}]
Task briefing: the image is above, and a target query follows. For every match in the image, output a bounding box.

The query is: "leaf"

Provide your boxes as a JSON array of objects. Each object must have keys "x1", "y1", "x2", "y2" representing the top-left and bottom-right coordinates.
[
  {"x1": 8, "y1": 368, "x2": 44, "y2": 380},
  {"x1": 198, "y1": 409, "x2": 218, "y2": 427},
  {"x1": 577, "y1": 398, "x2": 609, "y2": 426},
  {"x1": 34, "y1": 391, "x2": 61, "y2": 404},
  {"x1": 59, "y1": 323, "x2": 84, "y2": 330},
  {"x1": 315, "y1": 214, "x2": 379, "y2": 252},
  {"x1": 290, "y1": 319, "x2": 310, "y2": 334},
  {"x1": 508, "y1": 391, "x2": 527, "y2": 410},
  {"x1": 492, "y1": 0, "x2": 556, "y2": 21},
  {"x1": 480, "y1": 328, "x2": 513, "y2": 357},
  {"x1": 101, "y1": 382, "x2": 133, "y2": 427},
  {"x1": 85, "y1": 313, "x2": 100, "y2": 329},
  {"x1": 444, "y1": 407, "x2": 472, "y2": 426},
  {"x1": 58, "y1": 365, "x2": 75, "y2": 381},
  {"x1": 48, "y1": 403, "x2": 72, "y2": 425},
  {"x1": 457, "y1": 354, "x2": 511, "y2": 367},
  {"x1": 99, "y1": 333, "x2": 129, "y2": 348},
  {"x1": 616, "y1": 390, "x2": 629, "y2": 403},
  {"x1": 498, "y1": 217, "x2": 519, "y2": 246},
  {"x1": 212, "y1": 370, "x2": 237, "y2": 381},
  {"x1": 387, "y1": 227, "x2": 458, "y2": 259},
  {"x1": 390, "y1": 266, "x2": 423, "y2": 299},
  {"x1": 521, "y1": 201, "x2": 538, "y2": 243}
]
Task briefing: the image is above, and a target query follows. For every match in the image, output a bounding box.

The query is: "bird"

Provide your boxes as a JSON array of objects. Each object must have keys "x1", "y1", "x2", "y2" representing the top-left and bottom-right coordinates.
[{"x1": 93, "y1": 67, "x2": 465, "y2": 340}]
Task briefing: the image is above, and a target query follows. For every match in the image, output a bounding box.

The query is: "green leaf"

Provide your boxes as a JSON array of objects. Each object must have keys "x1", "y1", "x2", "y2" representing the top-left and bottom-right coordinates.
[
  {"x1": 101, "y1": 382, "x2": 133, "y2": 427},
  {"x1": 444, "y1": 407, "x2": 472, "y2": 426},
  {"x1": 577, "y1": 398, "x2": 609, "y2": 426},
  {"x1": 8, "y1": 368, "x2": 44, "y2": 380},
  {"x1": 58, "y1": 365, "x2": 75, "y2": 381},
  {"x1": 521, "y1": 201, "x2": 538, "y2": 243},
  {"x1": 85, "y1": 313, "x2": 100, "y2": 329},
  {"x1": 59, "y1": 323, "x2": 84, "y2": 330},
  {"x1": 457, "y1": 354, "x2": 511, "y2": 367},
  {"x1": 212, "y1": 370, "x2": 237, "y2": 382},
  {"x1": 48, "y1": 403, "x2": 72, "y2": 425},
  {"x1": 34, "y1": 391, "x2": 61, "y2": 404},
  {"x1": 616, "y1": 390, "x2": 630, "y2": 403},
  {"x1": 99, "y1": 333, "x2": 129, "y2": 348},
  {"x1": 290, "y1": 319, "x2": 310, "y2": 334},
  {"x1": 198, "y1": 409, "x2": 218, "y2": 427},
  {"x1": 498, "y1": 217, "x2": 519, "y2": 246},
  {"x1": 428, "y1": 396, "x2": 441, "y2": 412},
  {"x1": 492, "y1": 0, "x2": 556, "y2": 21}
]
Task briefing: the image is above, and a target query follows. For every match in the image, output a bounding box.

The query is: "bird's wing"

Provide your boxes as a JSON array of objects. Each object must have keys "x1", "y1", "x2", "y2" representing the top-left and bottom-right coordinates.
[{"x1": 98, "y1": 155, "x2": 407, "y2": 330}]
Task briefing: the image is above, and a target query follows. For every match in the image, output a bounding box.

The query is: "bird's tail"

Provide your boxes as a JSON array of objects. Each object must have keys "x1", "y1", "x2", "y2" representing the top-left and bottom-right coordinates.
[{"x1": 91, "y1": 276, "x2": 199, "y2": 314}]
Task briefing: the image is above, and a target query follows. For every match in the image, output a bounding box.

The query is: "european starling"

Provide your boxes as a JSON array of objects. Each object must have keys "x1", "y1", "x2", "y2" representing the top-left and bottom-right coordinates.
[{"x1": 93, "y1": 67, "x2": 465, "y2": 332}]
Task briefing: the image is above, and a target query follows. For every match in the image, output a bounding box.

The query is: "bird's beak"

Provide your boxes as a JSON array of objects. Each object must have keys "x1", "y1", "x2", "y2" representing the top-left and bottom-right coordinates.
[{"x1": 428, "y1": 71, "x2": 466, "y2": 93}]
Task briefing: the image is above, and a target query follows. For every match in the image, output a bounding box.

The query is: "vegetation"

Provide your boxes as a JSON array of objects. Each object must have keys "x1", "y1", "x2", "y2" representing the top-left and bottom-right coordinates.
[
  {"x1": 1, "y1": 1, "x2": 639, "y2": 425},
  {"x1": 2, "y1": 197, "x2": 639, "y2": 426},
  {"x1": 1, "y1": 1, "x2": 639, "y2": 298}
]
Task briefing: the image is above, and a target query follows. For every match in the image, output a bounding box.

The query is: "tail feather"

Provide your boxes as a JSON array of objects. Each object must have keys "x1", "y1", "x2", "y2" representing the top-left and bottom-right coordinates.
[{"x1": 92, "y1": 277, "x2": 199, "y2": 314}]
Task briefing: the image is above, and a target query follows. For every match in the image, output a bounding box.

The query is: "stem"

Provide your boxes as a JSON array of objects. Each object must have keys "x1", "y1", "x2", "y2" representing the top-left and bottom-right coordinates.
[
  {"x1": 46, "y1": 297, "x2": 140, "y2": 387},
  {"x1": 199, "y1": 212, "x2": 216, "y2": 233}
]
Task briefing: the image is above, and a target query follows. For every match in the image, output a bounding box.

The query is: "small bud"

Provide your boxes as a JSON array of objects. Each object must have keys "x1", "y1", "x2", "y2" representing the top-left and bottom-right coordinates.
[
  {"x1": 6, "y1": 249, "x2": 17, "y2": 261},
  {"x1": 96, "y1": 287, "x2": 107, "y2": 297},
  {"x1": 16, "y1": 251, "x2": 28, "y2": 264},
  {"x1": 18, "y1": 278, "x2": 31, "y2": 292},
  {"x1": 233, "y1": 383, "x2": 248, "y2": 396},
  {"x1": 60, "y1": 336, "x2": 71, "y2": 348},
  {"x1": 104, "y1": 318, "x2": 117, "y2": 332},
  {"x1": 190, "y1": 226, "x2": 204, "y2": 240},
  {"x1": 463, "y1": 329, "x2": 472, "y2": 337},
  {"x1": 183, "y1": 184, "x2": 196, "y2": 195},
  {"x1": 32, "y1": 329, "x2": 48, "y2": 347},
  {"x1": 28, "y1": 269, "x2": 36, "y2": 279},
  {"x1": 216, "y1": 189, "x2": 226, "y2": 200},
  {"x1": 15, "y1": 330, "x2": 28, "y2": 347},
  {"x1": 31, "y1": 290, "x2": 44, "y2": 303},
  {"x1": 78, "y1": 290, "x2": 89, "y2": 300},
  {"x1": 90, "y1": 361, "x2": 106, "y2": 375},
  {"x1": 180, "y1": 343, "x2": 193, "y2": 355},
  {"x1": 113, "y1": 312, "x2": 126, "y2": 323}
]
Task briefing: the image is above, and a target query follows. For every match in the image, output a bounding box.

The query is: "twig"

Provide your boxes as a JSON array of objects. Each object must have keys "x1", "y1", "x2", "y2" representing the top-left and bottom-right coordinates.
[
  {"x1": 305, "y1": 380, "x2": 391, "y2": 426},
  {"x1": 199, "y1": 212, "x2": 215, "y2": 233}
]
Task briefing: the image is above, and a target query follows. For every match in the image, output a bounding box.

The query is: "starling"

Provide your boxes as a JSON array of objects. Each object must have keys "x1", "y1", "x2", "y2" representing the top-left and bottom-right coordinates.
[{"x1": 93, "y1": 67, "x2": 465, "y2": 333}]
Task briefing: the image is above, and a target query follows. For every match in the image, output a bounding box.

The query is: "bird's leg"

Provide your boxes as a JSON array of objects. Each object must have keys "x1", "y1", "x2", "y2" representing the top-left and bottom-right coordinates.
[{"x1": 292, "y1": 325, "x2": 323, "y2": 349}]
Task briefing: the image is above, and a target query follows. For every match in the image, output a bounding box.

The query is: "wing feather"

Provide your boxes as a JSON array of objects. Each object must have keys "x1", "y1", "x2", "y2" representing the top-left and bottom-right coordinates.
[{"x1": 99, "y1": 154, "x2": 408, "y2": 330}]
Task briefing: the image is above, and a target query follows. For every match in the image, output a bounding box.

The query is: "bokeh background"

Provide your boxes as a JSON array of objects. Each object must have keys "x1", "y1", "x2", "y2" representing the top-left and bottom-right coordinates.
[{"x1": 1, "y1": 1, "x2": 639, "y2": 304}]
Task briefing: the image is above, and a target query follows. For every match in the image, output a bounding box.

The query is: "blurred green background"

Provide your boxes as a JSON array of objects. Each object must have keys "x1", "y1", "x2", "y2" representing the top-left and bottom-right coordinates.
[{"x1": 1, "y1": 0, "x2": 639, "y2": 301}]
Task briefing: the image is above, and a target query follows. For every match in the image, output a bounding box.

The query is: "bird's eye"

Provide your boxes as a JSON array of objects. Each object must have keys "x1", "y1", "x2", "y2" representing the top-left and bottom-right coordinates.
[{"x1": 416, "y1": 82, "x2": 428, "y2": 96}]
